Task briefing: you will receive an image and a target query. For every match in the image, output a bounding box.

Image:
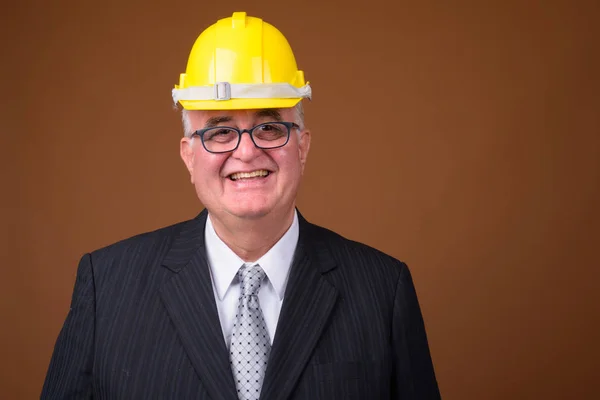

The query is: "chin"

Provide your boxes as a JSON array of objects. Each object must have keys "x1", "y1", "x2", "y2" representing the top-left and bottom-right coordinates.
[{"x1": 226, "y1": 203, "x2": 274, "y2": 220}]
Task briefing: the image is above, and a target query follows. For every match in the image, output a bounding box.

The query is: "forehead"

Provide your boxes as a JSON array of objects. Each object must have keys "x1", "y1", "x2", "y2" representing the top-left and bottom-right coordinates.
[{"x1": 187, "y1": 108, "x2": 296, "y2": 128}]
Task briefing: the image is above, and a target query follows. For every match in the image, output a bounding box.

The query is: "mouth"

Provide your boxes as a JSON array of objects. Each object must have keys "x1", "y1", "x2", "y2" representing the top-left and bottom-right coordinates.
[{"x1": 228, "y1": 169, "x2": 271, "y2": 181}]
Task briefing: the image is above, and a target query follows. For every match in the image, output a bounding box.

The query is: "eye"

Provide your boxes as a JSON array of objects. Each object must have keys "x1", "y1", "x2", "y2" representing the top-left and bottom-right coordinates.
[
  {"x1": 204, "y1": 127, "x2": 237, "y2": 142},
  {"x1": 258, "y1": 122, "x2": 287, "y2": 132},
  {"x1": 254, "y1": 123, "x2": 287, "y2": 141}
]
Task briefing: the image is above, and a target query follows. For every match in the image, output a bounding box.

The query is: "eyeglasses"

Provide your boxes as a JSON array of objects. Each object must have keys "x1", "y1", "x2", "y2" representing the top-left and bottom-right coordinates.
[{"x1": 192, "y1": 121, "x2": 300, "y2": 154}]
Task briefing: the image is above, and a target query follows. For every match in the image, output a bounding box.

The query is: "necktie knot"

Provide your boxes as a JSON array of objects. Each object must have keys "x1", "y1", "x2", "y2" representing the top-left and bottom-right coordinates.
[{"x1": 238, "y1": 264, "x2": 265, "y2": 297}]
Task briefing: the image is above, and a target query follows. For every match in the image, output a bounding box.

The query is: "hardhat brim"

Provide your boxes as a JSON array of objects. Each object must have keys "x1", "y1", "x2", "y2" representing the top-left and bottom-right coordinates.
[{"x1": 179, "y1": 97, "x2": 302, "y2": 111}]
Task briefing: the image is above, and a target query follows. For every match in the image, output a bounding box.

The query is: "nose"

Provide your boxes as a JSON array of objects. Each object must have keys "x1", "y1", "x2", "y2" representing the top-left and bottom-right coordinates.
[{"x1": 231, "y1": 130, "x2": 261, "y2": 161}]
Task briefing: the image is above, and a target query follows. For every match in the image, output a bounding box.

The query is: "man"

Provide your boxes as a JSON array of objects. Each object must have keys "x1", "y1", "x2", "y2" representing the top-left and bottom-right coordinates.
[{"x1": 42, "y1": 12, "x2": 441, "y2": 399}]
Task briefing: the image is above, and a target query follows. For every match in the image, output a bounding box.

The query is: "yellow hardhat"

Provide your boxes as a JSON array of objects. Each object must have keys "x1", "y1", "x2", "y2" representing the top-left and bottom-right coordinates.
[{"x1": 172, "y1": 12, "x2": 311, "y2": 110}]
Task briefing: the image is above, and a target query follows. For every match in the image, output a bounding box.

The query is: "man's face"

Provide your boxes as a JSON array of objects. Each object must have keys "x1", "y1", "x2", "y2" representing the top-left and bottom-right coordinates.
[{"x1": 180, "y1": 107, "x2": 311, "y2": 221}]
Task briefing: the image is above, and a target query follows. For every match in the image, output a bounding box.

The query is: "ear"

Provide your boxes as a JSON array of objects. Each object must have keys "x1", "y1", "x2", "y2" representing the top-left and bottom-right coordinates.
[
  {"x1": 298, "y1": 129, "x2": 311, "y2": 173},
  {"x1": 180, "y1": 137, "x2": 196, "y2": 183}
]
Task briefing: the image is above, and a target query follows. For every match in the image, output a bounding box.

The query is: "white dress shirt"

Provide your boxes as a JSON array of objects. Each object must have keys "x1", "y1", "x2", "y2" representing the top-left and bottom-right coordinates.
[{"x1": 204, "y1": 211, "x2": 299, "y2": 348}]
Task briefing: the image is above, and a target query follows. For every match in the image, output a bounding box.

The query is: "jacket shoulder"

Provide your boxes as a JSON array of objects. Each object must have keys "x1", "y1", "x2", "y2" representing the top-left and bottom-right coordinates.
[
  {"x1": 306, "y1": 221, "x2": 407, "y2": 276},
  {"x1": 83, "y1": 218, "x2": 198, "y2": 284},
  {"x1": 91, "y1": 219, "x2": 190, "y2": 258}
]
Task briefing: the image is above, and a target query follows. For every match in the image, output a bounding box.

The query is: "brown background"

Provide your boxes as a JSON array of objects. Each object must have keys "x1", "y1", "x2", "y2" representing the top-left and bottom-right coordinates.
[{"x1": 2, "y1": 0, "x2": 599, "y2": 398}]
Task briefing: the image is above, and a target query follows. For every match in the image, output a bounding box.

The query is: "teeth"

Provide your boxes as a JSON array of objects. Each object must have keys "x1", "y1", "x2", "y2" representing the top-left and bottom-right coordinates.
[{"x1": 230, "y1": 170, "x2": 269, "y2": 181}]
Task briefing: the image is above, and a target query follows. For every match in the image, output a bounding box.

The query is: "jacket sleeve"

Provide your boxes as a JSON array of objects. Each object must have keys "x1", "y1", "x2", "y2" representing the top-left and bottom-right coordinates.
[
  {"x1": 391, "y1": 263, "x2": 442, "y2": 399},
  {"x1": 41, "y1": 253, "x2": 96, "y2": 399}
]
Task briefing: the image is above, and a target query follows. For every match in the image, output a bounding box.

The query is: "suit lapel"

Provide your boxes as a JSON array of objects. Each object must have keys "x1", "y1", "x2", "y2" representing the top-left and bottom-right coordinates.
[
  {"x1": 159, "y1": 210, "x2": 238, "y2": 400},
  {"x1": 260, "y1": 214, "x2": 339, "y2": 400}
]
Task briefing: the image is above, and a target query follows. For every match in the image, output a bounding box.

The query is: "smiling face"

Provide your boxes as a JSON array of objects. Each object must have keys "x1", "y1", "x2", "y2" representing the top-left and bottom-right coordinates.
[{"x1": 180, "y1": 107, "x2": 311, "y2": 222}]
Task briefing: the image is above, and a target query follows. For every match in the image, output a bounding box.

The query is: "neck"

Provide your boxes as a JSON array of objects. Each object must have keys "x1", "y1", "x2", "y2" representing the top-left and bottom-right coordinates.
[{"x1": 209, "y1": 207, "x2": 295, "y2": 262}]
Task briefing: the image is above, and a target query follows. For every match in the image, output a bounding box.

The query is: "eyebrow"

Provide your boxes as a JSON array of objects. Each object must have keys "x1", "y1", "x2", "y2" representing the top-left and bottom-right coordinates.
[
  {"x1": 254, "y1": 109, "x2": 283, "y2": 122},
  {"x1": 204, "y1": 116, "x2": 232, "y2": 128},
  {"x1": 203, "y1": 109, "x2": 283, "y2": 128}
]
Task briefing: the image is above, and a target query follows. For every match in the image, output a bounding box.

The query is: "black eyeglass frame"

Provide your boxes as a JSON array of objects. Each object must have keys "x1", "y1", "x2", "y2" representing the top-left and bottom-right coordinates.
[{"x1": 192, "y1": 121, "x2": 300, "y2": 154}]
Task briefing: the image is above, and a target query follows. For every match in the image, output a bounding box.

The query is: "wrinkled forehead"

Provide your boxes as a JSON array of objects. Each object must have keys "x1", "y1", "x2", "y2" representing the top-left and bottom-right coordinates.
[{"x1": 187, "y1": 107, "x2": 297, "y2": 129}]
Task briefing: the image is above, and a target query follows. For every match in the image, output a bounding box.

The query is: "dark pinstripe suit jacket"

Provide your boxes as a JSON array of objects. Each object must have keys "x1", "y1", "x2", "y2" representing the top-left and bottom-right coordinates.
[{"x1": 42, "y1": 210, "x2": 441, "y2": 399}]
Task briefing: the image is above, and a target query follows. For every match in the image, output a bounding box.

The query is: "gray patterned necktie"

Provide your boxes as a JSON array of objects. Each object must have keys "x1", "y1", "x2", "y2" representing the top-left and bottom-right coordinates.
[{"x1": 229, "y1": 264, "x2": 271, "y2": 400}]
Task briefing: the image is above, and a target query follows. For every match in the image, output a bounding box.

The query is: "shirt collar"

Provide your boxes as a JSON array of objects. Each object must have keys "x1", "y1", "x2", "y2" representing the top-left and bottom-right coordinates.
[{"x1": 205, "y1": 210, "x2": 299, "y2": 301}]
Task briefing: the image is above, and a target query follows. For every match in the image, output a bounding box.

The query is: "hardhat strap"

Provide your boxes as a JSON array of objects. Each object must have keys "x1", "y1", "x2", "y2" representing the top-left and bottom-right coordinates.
[{"x1": 172, "y1": 82, "x2": 312, "y2": 104}]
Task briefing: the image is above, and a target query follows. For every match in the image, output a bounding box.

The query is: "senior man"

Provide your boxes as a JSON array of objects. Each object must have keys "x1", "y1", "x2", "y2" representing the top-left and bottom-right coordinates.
[{"x1": 42, "y1": 12, "x2": 441, "y2": 400}]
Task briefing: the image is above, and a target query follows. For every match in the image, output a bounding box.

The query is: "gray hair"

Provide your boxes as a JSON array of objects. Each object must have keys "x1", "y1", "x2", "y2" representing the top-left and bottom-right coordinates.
[{"x1": 181, "y1": 102, "x2": 305, "y2": 138}]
